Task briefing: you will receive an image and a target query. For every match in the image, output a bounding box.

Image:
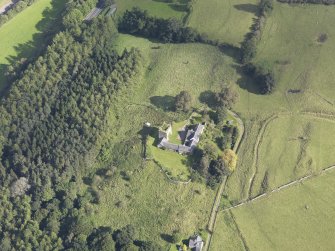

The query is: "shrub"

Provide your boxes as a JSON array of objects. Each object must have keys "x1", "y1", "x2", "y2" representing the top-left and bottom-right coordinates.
[
  {"x1": 175, "y1": 91, "x2": 192, "y2": 112},
  {"x1": 221, "y1": 149, "x2": 238, "y2": 175}
]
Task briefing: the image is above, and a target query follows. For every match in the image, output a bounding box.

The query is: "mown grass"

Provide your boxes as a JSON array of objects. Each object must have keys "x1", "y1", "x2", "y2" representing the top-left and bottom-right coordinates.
[
  {"x1": 0, "y1": 0, "x2": 66, "y2": 92},
  {"x1": 148, "y1": 137, "x2": 191, "y2": 181},
  {"x1": 169, "y1": 120, "x2": 187, "y2": 144},
  {"x1": 230, "y1": 170, "x2": 335, "y2": 250},
  {"x1": 188, "y1": 0, "x2": 259, "y2": 46},
  {"x1": 114, "y1": 0, "x2": 188, "y2": 20}
]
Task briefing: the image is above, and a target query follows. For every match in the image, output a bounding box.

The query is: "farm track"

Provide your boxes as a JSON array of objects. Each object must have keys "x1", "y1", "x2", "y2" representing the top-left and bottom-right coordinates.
[
  {"x1": 247, "y1": 114, "x2": 278, "y2": 199},
  {"x1": 204, "y1": 110, "x2": 244, "y2": 251}
]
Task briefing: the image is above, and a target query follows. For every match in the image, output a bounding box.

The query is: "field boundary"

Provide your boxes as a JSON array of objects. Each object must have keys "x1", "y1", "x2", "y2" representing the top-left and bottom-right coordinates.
[
  {"x1": 227, "y1": 110, "x2": 335, "y2": 212},
  {"x1": 204, "y1": 110, "x2": 245, "y2": 251},
  {"x1": 222, "y1": 164, "x2": 335, "y2": 212}
]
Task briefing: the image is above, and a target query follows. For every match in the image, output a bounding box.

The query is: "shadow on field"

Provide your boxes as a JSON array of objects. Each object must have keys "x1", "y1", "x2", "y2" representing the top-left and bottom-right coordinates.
[
  {"x1": 218, "y1": 44, "x2": 241, "y2": 63},
  {"x1": 150, "y1": 95, "x2": 175, "y2": 111},
  {"x1": 232, "y1": 65, "x2": 262, "y2": 95},
  {"x1": 2, "y1": 0, "x2": 66, "y2": 96},
  {"x1": 234, "y1": 4, "x2": 259, "y2": 14}
]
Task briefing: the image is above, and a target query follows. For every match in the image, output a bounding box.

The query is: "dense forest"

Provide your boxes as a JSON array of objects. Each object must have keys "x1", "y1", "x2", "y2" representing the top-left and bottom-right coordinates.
[{"x1": 0, "y1": 0, "x2": 148, "y2": 249}]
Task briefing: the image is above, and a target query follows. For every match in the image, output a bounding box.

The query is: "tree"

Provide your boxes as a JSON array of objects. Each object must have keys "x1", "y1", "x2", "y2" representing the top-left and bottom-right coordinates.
[
  {"x1": 220, "y1": 149, "x2": 238, "y2": 175},
  {"x1": 260, "y1": 0, "x2": 274, "y2": 16},
  {"x1": 175, "y1": 91, "x2": 192, "y2": 112},
  {"x1": 88, "y1": 227, "x2": 115, "y2": 251},
  {"x1": 114, "y1": 225, "x2": 136, "y2": 248},
  {"x1": 214, "y1": 86, "x2": 239, "y2": 109},
  {"x1": 202, "y1": 143, "x2": 218, "y2": 161},
  {"x1": 215, "y1": 106, "x2": 227, "y2": 125}
]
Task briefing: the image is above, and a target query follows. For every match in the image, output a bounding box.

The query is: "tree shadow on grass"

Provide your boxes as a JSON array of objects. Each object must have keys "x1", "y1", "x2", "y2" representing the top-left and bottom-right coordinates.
[
  {"x1": 160, "y1": 233, "x2": 174, "y2": 243},
  {"x1": 218, "y1": 43, "x2": 241, "y2": 63},
  {"x1": 150, "y1": 95, "x2": 175, "y2": 111},
  {"x1": 234, "y1": 4, "x2": 259, "y2": 14}
]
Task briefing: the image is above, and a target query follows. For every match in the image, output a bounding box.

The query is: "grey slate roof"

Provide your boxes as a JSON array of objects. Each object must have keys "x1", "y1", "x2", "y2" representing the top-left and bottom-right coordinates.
[
  {"x1": 157, "y1": 123, "x2": 205, "y2": 154},
  {"x1": 189, "y1": 235, "x2": 204, "y2": 251}
]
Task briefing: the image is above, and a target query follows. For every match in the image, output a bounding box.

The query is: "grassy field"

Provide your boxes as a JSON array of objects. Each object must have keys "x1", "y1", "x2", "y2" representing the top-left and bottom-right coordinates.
[
  {"x1": 188, "y1": 0, "x2": 259, "y2": 46},
  {"x1": 0, "y1": 0, "x2": 66, "y2": 92},
  {"x1": 225, "y1": 2, "x2": 335, "y2": 203},
  {"x1": 114, "y1": 0, "x2": 188, "y2": 20},
  {"x1": 227, "y1": 170, "x2": 335, "y2": 251},
  {"x1": 255, "y1": 2, "x2": 335, "y2": 108},
  {"x1": 249, "y1": 115, "x2": 335, "y2": 197}
]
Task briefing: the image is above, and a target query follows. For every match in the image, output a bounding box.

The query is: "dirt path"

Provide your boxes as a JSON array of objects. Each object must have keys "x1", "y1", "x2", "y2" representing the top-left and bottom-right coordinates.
[
  {"x1": 248, "y1": 114, "x2": 279, "y2": 199},
  {"x1": 203, "y1": 110, "x2": 244, "y2": 251}
]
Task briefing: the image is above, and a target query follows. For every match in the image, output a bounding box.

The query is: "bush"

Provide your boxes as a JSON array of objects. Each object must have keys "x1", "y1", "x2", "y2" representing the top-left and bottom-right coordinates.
[{"x1": 221, "y1": 149, "x2": 238, "y2": 175}]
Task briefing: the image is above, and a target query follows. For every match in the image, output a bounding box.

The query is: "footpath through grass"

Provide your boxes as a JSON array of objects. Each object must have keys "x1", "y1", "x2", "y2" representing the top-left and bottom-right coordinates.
[{"x1": 0, "y1": 0, "x2": 66, "y2": 92}]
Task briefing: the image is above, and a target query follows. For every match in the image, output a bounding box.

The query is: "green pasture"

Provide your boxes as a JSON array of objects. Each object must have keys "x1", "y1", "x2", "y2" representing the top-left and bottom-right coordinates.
[
  {"x1": 114, "y1": 0, "x2": 188, "y2": 20},
  {"x1": 188, "y1": 0, "x2": 259, "y2": 46},
  {"x1": 255, "y1": 2, "x2": 335, "y2": 109},
  {"x1": 249, "y1": 115, "x2": 335, "y2": 197},
  {"x1": 0, "y1": 0, "x2": 66, "y2": 92},
  {"x1": 225, "y1": 2, "x2": 335, "y2": 203},
  {"x1": 229, "y1": 170, "x2": 335, "y2": 250}
]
